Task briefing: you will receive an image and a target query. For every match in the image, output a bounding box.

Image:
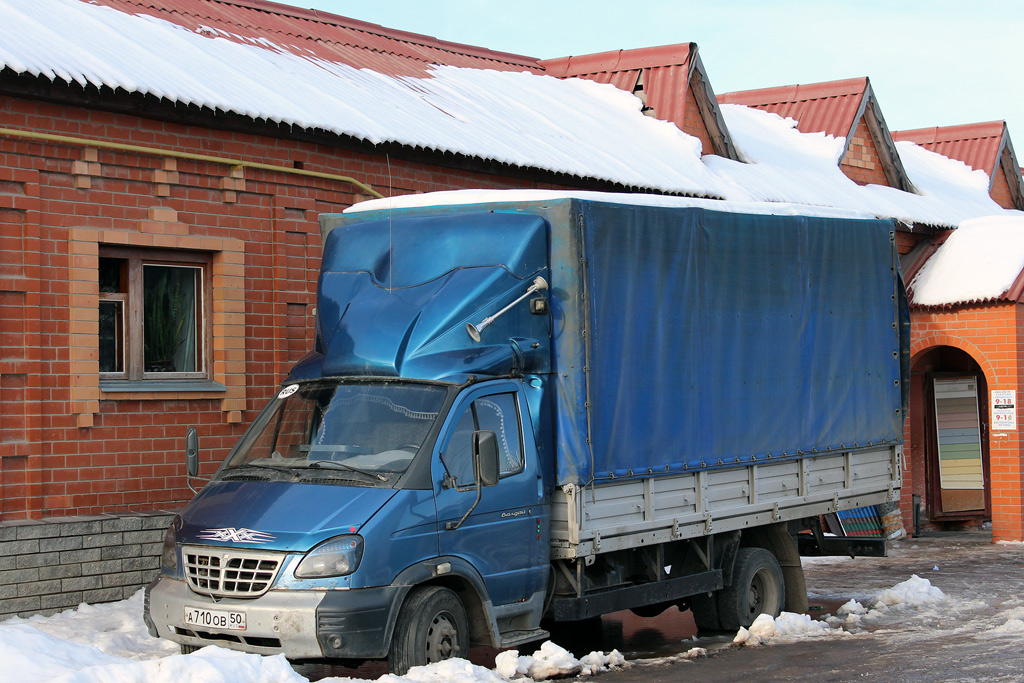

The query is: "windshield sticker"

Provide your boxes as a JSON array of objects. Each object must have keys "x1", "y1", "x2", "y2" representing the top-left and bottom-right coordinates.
[{"x1": 278, "y1": 384, "x2": 299, "y2": 399}]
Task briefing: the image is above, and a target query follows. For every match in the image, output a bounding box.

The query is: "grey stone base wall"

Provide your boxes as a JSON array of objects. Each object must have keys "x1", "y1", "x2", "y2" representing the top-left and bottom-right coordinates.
[{"x1": 0, "y1": 511, "x2": 176, "y2": 619}]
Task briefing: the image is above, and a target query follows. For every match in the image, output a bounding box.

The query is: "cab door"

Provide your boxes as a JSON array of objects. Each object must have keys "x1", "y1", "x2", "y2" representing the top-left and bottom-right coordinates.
[{"x1": 432, "y1": 380, "x2": 548, "y2": 606}]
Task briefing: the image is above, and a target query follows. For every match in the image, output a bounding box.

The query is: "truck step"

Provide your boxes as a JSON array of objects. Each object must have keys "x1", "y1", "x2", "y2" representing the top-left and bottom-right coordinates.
[{"x1": 498, "y1": 628, "x2": 550, "y2": 648}]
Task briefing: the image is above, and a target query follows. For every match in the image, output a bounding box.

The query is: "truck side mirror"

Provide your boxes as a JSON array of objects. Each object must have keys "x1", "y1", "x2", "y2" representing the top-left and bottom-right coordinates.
[
  {"x1": 472, "y1": 430, "x2": 499, "y2": 487},
  {"x1": 185, "y1": 427, "x2": 199, "y2": 478}
]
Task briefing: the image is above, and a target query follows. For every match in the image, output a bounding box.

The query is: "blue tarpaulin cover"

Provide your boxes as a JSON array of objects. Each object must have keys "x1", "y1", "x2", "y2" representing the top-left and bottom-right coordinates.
[{"x1": 554, "y1": 201, "x2": 904, "y2": 484}]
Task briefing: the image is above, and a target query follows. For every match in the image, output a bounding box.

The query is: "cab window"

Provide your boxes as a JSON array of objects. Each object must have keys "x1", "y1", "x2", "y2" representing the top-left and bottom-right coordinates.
[{"x1": 441, "y1": 393, "x2": 524, "y2": 486}]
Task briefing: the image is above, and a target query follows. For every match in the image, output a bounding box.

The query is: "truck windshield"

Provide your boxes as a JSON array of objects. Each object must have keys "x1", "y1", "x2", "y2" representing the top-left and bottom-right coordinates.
[{"x1": 221, "y1": 381, "x2": 447, "y2": 486}]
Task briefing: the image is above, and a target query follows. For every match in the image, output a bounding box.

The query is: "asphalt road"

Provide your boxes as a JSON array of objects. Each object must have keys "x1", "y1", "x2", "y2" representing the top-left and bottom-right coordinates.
[
  {"x1": 300, "y1": 531, "x2": 1024, "y2": 682},
  {"x1": 601, "y1": 530, "x2": 1024, "y2": 682}
]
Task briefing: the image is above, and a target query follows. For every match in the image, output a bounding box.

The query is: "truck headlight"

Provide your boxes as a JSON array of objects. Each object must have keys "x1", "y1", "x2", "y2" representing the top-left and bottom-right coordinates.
[
  {"x1": 161, "y1": 521, "x2": 178, "y2": 571},
  {"x1": 295, "y1": 535, "x2": 364, "y2": 578}
]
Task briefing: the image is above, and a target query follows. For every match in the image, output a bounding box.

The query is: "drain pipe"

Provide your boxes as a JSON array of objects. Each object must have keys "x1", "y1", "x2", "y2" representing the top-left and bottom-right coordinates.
[{"x1": 0, "y1": 126, "x2": 385, "y2": 199}]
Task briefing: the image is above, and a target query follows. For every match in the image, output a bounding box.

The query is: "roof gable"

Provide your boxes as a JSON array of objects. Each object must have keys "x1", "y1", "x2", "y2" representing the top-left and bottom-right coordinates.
[
  {"x1": 539, "y1": 44, "x2": 740, "y2": 160},
  {"x1": 892, "y1": 122, "x2": 1024, "y2": 210},
  {"x1": 719, "y1": 77, "x2": 913, "y2": 192}
]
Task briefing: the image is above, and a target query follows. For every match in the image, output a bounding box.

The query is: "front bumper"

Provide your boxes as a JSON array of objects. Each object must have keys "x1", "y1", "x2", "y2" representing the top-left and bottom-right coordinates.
[{"x1": 145, "y1": 575, "x2": 403, "y2": 660}]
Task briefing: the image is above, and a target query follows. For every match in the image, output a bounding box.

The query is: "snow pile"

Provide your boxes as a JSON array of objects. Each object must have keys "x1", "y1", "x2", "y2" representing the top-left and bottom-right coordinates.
[
  {"x1": 871, "y1": 574, "x2": 947, "y2": 609},
  {"x1": 495, "y1": 641, "x2": 625, "y2": 680},
  {"x1": 733, "y1": 611, "x2": 833, "y2": 646},
  {"x1": 0, "y1": 590, "x2": 177, "y2": 662},
  {"x1": 735, "y1": 575, "x2": 947, "y2": 646},
  {"x1": 909, "y1": 216, "x2": 1024, "y2": 306},
  {"x1": 0, "y1": 591, "x2": 625, "y2": 683},
  {"x1": 993, "y1": 619, "x2": 1024, "y2": 633}
]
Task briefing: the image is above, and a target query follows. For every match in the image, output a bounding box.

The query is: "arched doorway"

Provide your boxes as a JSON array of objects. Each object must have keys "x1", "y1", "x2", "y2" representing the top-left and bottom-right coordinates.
[{"x1": 909, "y1": 346, "x2": 990, "y2": 526}]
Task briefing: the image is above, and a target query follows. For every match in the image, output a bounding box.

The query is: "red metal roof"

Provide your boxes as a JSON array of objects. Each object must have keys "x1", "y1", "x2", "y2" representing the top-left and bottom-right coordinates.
[
  {"x1": 540, "y1": 43, "x2": 694, "y2": 79},
  {"x1": 86, "y1": 0, "x2": 544, "y2": 77},
  {"x1": 892, "y1": 122, "x2": 1007, "y2": 175},
  {"x1": 717, "y1": 77, "x2": 869, "y2": 139},
  {"x1": 539, "y1": 44, "x2": 739, "y2": 160},
  {"x1": 539, "y1": 45, "x2": 696, "y2": 124}
]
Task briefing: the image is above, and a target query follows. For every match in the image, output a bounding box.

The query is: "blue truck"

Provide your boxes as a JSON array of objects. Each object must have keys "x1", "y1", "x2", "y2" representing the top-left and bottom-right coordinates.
[{"x1": 145, "y1": 194, "x2": 908, "y2": 673}]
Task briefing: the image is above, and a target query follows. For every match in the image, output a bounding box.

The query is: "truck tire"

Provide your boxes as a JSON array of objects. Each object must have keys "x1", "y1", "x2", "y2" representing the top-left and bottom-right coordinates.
[
  {"x1": 716, "y1": 547, "x2": 785, "y2": 631},
  {"x1": 387, "y1": 586, "x2": 469, "y2": 675},
  {"x1": 688, "y1": 590, "x2": 722, "y2": 632}
]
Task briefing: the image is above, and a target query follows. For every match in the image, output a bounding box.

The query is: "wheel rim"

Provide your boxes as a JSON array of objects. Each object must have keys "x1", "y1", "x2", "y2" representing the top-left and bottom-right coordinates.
[
  {"x1": 747, "y1": 567, "x2": 779, "y2": 619},
  {"x1": 424, "y1": 610, "x2": 459, "y2": 663}
]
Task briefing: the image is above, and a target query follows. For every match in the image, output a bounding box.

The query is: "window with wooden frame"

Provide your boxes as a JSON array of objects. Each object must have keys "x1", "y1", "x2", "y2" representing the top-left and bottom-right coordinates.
[{"x1": 98, "y1": 247, "x2": 211, "y2": 381}]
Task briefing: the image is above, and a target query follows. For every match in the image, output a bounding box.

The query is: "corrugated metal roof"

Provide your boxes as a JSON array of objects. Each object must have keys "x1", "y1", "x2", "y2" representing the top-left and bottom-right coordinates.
[
  {"x1": 892, "y1": 122, "x2": 1006, "y2": 175},
  {"x1": 539, "y1": 44, "x2": 739, "y2": 160},
  {"x1": 88, "y1": 0, "x2": 544, "y2": 76},
  {"x1": 540, "y1": 43, "x2": 694, "y2": 78},
  {"x1": 718, "y1": 77, "x2": 868, "y2": 139},
  {"x1": 906, "y1": 217, "x2": 1024, "y2": 307}
]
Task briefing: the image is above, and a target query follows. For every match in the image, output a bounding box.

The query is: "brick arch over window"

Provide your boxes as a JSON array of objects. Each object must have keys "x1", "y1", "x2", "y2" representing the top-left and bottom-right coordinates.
[{"x1": 911, "y1": 334, "x2": 999, "y2": 389}]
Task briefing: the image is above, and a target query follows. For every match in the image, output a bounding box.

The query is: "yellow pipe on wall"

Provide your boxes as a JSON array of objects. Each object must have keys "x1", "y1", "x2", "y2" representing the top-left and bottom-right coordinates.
[{"x1": 0, "y1": 126, "x2": 385, "y2": 199}]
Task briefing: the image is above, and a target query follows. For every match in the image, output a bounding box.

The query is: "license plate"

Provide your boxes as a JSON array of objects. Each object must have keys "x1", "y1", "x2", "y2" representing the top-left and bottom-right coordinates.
[{"x1": 184, "y1": 605, "x2": 246, "y2": 631}]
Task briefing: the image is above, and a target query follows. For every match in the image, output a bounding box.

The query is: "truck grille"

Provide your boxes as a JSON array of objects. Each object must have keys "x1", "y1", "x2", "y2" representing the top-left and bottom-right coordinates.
[{"x1": 182, "y1": 546, "x2": 283, "y2": 598}]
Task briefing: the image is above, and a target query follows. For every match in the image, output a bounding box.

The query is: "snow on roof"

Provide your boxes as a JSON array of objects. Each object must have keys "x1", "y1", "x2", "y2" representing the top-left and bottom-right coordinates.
[
  {"x1": 0, "y1": 0, "x2": 1020, "y2": 232},
  {"x1": 0, "y1": 0, "x2": 727, "y2": 197},
  {"x1": 908, "y1": 216, "x2": 1024, "y2": 306},
  {"x1": 709, "y1": 105, "x2": 1013, "y2": 228},
  {"x1": 718, "y1": 78, "x2": 869, "y2": 139},
  {"x1": 344, "y1": 188, "x2": 878, "y2": 220}
]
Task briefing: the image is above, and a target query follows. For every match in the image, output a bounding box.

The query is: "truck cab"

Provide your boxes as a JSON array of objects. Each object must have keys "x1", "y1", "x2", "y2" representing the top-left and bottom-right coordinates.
[{"x1": 146, "y1": 208, "x2": 557, "y2": 671}]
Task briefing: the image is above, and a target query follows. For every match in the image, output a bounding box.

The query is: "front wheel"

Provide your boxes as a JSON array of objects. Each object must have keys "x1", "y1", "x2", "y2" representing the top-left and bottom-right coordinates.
[
  {"x1": 716, "y1": 547, "x2": 785, "y2": 631},
  {"x1": 388, "y1": 586, "x2": 469, "y2": 675}
]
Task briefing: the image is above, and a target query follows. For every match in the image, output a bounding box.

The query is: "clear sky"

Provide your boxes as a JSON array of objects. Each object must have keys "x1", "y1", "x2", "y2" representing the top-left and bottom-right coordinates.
[{"x1": 277, "y1": 0, "x2": 1024, "y2": 143}]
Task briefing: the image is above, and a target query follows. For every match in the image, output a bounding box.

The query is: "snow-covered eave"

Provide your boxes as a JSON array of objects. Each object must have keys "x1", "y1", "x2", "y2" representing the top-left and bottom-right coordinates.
[
  {"x1": 908, "y1": 294, "x2": 1015, "y2": 309},
  {"x1": 0, "y1": 68, "x2": 727, "y2": 199}
]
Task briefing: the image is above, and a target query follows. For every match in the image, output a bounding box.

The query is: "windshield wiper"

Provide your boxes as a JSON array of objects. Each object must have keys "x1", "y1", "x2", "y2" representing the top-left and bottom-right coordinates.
[
  {"x1": 226, "y1": 463, "x2": 300, "y2": 479},
  {"x1": 302, "y1": 460, "x2": 388, "y2": 482}
]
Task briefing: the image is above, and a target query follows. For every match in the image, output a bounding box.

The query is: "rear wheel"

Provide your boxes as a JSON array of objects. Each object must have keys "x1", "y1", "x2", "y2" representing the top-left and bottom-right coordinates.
[
  {"x1": 689, "y1": 589, "x2": 723, "y2": 632},
  {"x1": 388, "y1": 586, "x2": 469, "y2": 675},
  {"x1": 716, "y1": 547, "x2": 784, "y2": 631}
]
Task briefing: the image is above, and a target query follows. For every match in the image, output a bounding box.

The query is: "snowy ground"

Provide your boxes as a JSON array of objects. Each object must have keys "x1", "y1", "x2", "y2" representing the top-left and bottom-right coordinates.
[{"x1": 3, "y1": 533, "x2": 1022, "y2": 682}]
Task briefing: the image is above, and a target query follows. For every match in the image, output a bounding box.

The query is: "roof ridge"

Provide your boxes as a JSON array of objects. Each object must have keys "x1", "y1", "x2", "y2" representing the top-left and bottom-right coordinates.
[
  {"x1": 107, "y1": 0, "x2": 542, "y2": 67},
  {"x1": 893, "y1": 121, "x2": 1007, "y2": 145},
  {"x1": 718, "y1": 77, "x2": 868, "y2": 106}
]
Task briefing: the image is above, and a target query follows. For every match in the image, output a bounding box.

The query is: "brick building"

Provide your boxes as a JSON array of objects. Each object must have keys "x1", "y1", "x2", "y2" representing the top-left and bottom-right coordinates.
[
  {"x1": 0, "y1": 0, "x2": 733, "y2": 614},
  {"x1": 2, "y1": 0, "x2": 1023, "y2": 615}
]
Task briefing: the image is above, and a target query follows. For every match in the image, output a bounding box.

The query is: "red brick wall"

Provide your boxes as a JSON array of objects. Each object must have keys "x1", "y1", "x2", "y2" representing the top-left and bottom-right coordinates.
[
  {"x1": 681, "y1": 86, "x2": 716, "y2": 156},
  {"x1": 904, "y1": 303, "x2": 1024, "y2": 541},
  {"x1": 989, "y1": 164, "x2": 1016, "y2": 210},
  {"x1": 840, "y1": 118, "x2": 890, "y2": 187},
  {"x1": 0, "y1": 95, "x2": 575, "y2": 521}
]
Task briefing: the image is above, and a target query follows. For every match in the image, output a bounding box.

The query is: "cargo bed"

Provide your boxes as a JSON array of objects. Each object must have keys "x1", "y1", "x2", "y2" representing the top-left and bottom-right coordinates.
[{"x1": 551, "y1": 445, "x2": 900, "y2": 559}]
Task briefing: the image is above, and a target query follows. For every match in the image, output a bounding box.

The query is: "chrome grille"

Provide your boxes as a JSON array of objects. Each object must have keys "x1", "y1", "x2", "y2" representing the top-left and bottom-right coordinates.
[{"x1": 182, "y1": 546, "x2": 283, "y2": 598}]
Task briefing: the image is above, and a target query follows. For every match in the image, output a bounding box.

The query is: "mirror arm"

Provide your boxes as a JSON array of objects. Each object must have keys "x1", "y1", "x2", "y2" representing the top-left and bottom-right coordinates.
[
  {"x1": 185, "y1": 426, "x2": 211, "y2": 494},
  {"x1": 445, "y1": 486, "x2": 482, "y2": 531}
]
